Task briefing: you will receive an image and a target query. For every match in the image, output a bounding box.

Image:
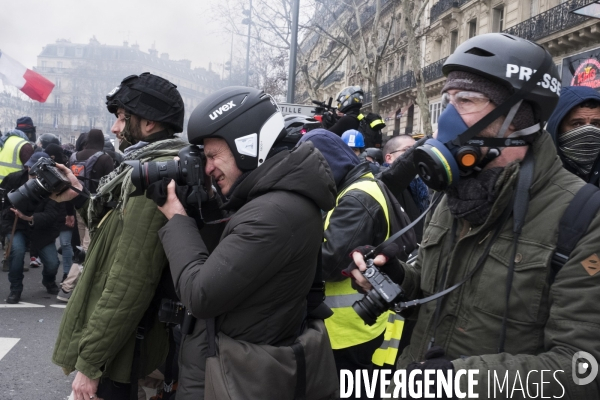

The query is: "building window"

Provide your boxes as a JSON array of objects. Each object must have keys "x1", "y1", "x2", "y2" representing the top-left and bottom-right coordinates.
[
  {"x1": 400, "y1": 56, "x2": 406, "y2": 75},
  {"x1": 433, "y1": 38, "x2": 442, "y2": 62},
  {"x1": 530, "y1": 0, "x2": 539, "y2": 18},
  {"x1": 468, "y1": 19, "x2": 477, "y2": 38},
  {"x1": 41, "y1": 61, "x2": 47, "y2": 70},
  {"x1": 56, "y1": 78, "x2": 61, "y2": 88},
  {"x1": 54, "y1": 96, "x2": 60, "y2": 106},
  {"x1": 57, "y1": 61, "x2": 63, "y2": 69},
  {"x1": 57, "y1": 47, "x2": 65, "y2": 57},
  {"x1": 493, "y1": 6, "x2": 505, "y2": 32},
  {"x1": 450, "y1": 30, "x2": 459, "y2": 54},
  {"x1": 388, "y1": 62, "x2": 394, "y2": 80},
  {"x1": 430, "y1": 101, "x2": 442, "y2": 125},
  {"x1": 53, "y1": 114, "x2": 59, "y2": 128}
]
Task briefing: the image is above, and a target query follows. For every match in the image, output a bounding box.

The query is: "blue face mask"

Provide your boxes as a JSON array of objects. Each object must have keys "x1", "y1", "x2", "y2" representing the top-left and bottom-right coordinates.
[{"x1": 436, "y1": 104, "x2": 469, "y2": 145}]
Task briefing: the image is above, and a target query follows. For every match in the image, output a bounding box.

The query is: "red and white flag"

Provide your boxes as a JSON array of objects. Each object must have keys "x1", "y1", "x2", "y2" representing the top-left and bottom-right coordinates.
[{"x1": 0, "y1": 50, "x2": 54, "y2": 102}]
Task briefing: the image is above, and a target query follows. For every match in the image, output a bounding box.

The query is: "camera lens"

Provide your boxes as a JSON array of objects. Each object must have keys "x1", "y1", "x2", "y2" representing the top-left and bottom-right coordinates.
[
  {"x1": 352, "y1": 290, "x2": 389, "y2": 326},
  {"x1": 7, "y1": 179, "x2": 48, "y2": 215},
  {"x1": 126, "y1": 159, "x2": 181, "y2": 195}
]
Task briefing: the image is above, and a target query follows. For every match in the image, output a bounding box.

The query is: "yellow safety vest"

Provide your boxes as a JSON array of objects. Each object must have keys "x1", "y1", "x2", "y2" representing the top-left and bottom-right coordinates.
[
  {"x1": 323, "y1": 173, "x2": 403, "y2": 366},
  {"x1": 0, "y1": 136, "x2": 27, "y2": 182}
]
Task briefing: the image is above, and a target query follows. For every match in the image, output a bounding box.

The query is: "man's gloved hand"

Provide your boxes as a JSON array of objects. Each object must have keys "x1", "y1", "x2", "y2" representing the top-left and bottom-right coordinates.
[
  {"x1": 405, "y1": 346, "x2": 455, "y2": 399},
  {"x1": 146, "y1": 178, "x2": 191, "y2": 208},
  {"x1": 380, "y1": 135, "x2": 431, "y2": 195},
  {"x1": 321, "y1": 111, "x2": 338, "y2": 129},
  {"x1": 343, "y1": 243, "x2": 405, "y2": 293}
]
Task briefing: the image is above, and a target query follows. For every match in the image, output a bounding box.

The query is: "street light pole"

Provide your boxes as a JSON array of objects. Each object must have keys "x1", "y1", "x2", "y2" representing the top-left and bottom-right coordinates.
[
  {"x1": 287, "y1": 0, "x2": 300, "y2": 103},
  {"x1": 245, "y1": 0, "x2": 252, "y2": 86},
  {"x1": 229, "y1": 31, "x2": 234, "y2": 85}
]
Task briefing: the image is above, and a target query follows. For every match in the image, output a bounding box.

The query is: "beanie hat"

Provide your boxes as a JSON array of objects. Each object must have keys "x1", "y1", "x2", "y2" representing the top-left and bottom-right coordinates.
[
  {"x1": 85, "y1": 129, "x2": 105, "y2": 151},
  {"x1": 442, "y1": 71, "x2": 535, "y2": 130},
  {"x1": 298, "y1": 128, "x2": 359, "y2": 189},
  {"x1": 15, "y1": 116, "x2": 35, "y2": 130},
  {"x1": 45, "y1": 143, "x2": 66, "y2": 164}
]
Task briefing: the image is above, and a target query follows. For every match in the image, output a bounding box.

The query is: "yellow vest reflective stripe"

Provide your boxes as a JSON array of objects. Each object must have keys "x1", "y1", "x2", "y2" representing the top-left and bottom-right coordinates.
[
  {"x1": 372, "y1": 312, "x2": 404, "y2": 366},
  {"x1": 369, "y1": 119, "x2": 385, "y2": 129},
  {"x1": 0, "y1": 136, "x2": 27, "y2": 182},
  {"x1": 324, "y1": 173, "x2": 398, "y2": 352},
  {"x1": 356, "y1": 113, "x2": 385, "y2": 129}
]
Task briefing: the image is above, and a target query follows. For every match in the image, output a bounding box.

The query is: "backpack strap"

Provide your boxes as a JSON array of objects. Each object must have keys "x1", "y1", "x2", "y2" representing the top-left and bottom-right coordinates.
[{"x1": 551, "y1": 183, "x2": 600, "y2": 283}]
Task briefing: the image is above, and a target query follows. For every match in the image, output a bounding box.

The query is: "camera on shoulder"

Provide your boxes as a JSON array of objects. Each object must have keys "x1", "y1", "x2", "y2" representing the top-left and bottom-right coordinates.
[{"x1": 8, "y1": 157, "x2": 71, "y2": 215}]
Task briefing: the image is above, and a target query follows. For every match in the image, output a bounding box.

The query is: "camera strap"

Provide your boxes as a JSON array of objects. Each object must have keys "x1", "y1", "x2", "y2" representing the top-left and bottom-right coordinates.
[
  {"x1": 395, "y1": 197, "x2": 513, "y2": 313},
  {"x1": 365, "y1": 192, "x2": 444, "y2": 260}
]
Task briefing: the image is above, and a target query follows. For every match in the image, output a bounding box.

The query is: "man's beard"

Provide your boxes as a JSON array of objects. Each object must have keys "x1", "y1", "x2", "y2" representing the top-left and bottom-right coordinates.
[
  {"x1": 121, "y1": 116, "x2": 144, "y2": 147},
  {"x1": 128, "y1": 116, "x2": 144, "y2": 142}
]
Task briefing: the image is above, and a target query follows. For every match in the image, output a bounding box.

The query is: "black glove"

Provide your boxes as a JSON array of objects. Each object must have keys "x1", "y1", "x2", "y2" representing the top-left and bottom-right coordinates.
[
  {"x1": 343, "y1": 243, "x2": 405, "y2": 292},
  {"x1": 405, "y1": 346, "x2": 455, "y2": 399},
  {"x1": 322, "y1": 111, "x2": 338, "y2": 129},
  {"x1": 379, "y1": 135, "x2": 431, "y2": 197},
  {"x1": 146, "y1": 178, "x2": 192, "y2": 208}
]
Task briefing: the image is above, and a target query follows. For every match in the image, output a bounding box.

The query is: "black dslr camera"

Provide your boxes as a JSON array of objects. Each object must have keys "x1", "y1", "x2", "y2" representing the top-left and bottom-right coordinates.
[
  {"x1": 8, "y1": 158, "x2": 71, "y2": 215},
  {"x1": 126, "y1": 145, "x2": 208, "y2": 206},
  {"x1": 352, "y1": 259, "x2": 405, "y2": 326},
  {"x1": 158, "y1": 299, "x2": 186, "y2": 326}
]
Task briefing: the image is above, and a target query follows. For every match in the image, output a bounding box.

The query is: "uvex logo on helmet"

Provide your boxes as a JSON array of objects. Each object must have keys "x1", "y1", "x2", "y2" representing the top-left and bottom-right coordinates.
[
  {"x1": 209, "y1": 101, "x2": 236, "y2": 121},
  {"x1": 506, "y1": 64, "x2": 561, "y2": 95}
]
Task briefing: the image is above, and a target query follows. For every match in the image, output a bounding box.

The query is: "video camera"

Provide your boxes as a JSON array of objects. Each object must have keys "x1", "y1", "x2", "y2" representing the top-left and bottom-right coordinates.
[
  {"x1": 352, "y1": 259, "x2": 405, "y2": 325},
  {"x1": 311, "y1": 97, "x2": 336, "y2": 116},
  {"x1": 8, "y1": 158, "x2": 71, "y2": 215},
  {"x1": 126, "y1": 144, "x2": 208, "y2": 206}
]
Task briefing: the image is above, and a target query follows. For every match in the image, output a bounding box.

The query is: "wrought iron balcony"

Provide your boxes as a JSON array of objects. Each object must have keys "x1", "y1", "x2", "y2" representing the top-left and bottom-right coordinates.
[
  {"x1": 423, "y1": 56, "x2": 448, "y2": 83},
  {"x1": 503, "y1": 0, "x2": 590, "y2": 42},
  {"x1": 322, "y1": 71, "x2": 345, "y2": 87},
  {"x1": 430, "y1": 0, "x2": 470, "y2": 23},
  {"x1": 380, "y1": 71, "x2": 416, "y2": 97}
]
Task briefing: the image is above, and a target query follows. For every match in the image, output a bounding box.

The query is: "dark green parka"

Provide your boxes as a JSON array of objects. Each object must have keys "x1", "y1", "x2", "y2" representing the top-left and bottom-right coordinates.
[
  {"x1": 396, "y1": 133, "x2": 600, "y2": 398},
  {"x1": 52, "y1": 138, "x2": 187, "y2": 383}
]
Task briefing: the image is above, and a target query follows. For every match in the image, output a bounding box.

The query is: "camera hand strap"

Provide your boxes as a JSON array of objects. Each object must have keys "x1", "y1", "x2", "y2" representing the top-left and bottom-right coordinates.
[{"x1": 365, "y1": 192, "x2": 444, "y2": 260}]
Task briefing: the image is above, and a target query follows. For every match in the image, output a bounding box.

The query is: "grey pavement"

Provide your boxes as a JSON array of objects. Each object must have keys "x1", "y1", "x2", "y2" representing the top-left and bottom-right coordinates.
[{"x1": 0, "y1": 252, "x2": 73, "y2": 400}]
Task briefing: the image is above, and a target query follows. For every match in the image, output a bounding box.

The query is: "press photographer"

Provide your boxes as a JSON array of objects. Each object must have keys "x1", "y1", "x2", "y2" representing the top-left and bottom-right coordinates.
[
  {"x1": 153, "y1": 86, "x2": 339, "y2": 399},
  {"x1": 49, "y1": 72, "x2": 189, "y2": 400},
  {"x1": 346, "y1": 34, "x2": 600, "y2": 399},
  {"x1": 2, "y1": 152, "x2": 65, "y2": 304}
]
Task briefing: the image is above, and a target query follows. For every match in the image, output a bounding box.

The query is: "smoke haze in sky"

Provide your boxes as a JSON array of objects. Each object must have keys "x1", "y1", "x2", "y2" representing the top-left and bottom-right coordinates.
[{"x1": 0, "y1": 0, "x2": 237, "y2": 73}]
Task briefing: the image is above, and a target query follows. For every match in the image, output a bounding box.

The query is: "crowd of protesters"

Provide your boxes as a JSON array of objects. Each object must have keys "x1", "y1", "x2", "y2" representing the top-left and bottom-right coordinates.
[{"x1": 2, "y1": 32, "x2": 600, "y2": 400}]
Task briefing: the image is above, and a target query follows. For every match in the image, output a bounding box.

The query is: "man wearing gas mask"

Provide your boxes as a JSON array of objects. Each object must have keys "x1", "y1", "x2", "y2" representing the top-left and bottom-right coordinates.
[
  {"x1": 349, "y1": 33, "x2": 600, "y2": 398},
  {"x1": 546, "y1": 85, "x2": 600, "y2": 186}
]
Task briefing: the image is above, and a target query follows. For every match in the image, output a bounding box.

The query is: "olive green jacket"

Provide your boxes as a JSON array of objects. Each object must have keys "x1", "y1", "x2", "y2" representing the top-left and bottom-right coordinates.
[
  {"x1": 52, "y1": 139, "x2": 186, "y2": 383},
  {"x1": 398, "y1": 133, "x2": 600, "y2": 398}
]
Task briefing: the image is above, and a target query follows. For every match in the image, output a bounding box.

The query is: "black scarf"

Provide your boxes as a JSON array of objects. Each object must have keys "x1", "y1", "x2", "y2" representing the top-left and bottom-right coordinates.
[
  {"x1": 558, "y1": 125, "x2": 600, "y2": 179},
  {"x1": 446, "y1": 167, "x2": 505, "y2": 226}
]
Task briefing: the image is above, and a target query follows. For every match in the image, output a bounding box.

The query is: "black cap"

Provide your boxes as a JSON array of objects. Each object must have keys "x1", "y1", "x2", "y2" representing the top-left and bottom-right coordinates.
[{"x1": 106, "y1": 72, "x2": 185, "y2": 133}]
